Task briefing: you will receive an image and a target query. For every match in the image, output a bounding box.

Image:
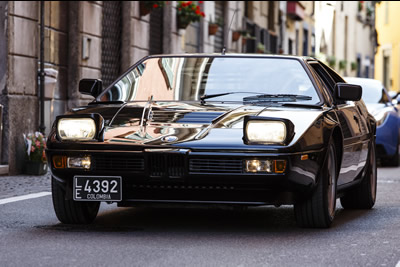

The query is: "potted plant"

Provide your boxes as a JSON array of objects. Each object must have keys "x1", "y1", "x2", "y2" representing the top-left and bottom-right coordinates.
[
  {"x1": 351, "y1": 61, "x2": 358, "y2": 71},
  {"x1": 327, "y1": 55, "x2": 336, "y2": 68},
  {"x1": 139, "y1": 1, "x2": 165, "y2": 17},
  {"x1": 176, "y1": 1, "x2": 205, "y2": 30},
  {"x1": 240, "y1": 31, "x2": 255, "y2": 46},
  {"x1": 208, "y1": 17, "x2": 223, "y2": 36},
  {"x1": 257, "y1": 43, "x2": 265, "y2": 53},
  {"x1": 358, "y1": 1, "x2": 363, "y2": 12},
  {"x1": 23, "y1": 132, "x2": 48, "y2": 175},
  {"x1": 232, "y1": 29, "x2": 247, "y2": 42},
  {"x1": 232, "y1": 30, "x2": 241, "y2": 42},
  {"x1": 339, "y1": 59, "x2": 347, "y2": 70}
]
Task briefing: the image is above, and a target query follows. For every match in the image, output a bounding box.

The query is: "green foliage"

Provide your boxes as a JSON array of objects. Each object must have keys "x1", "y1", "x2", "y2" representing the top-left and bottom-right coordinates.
[
  {"x1": 144, "y1": 1, "x2": 166, "y2": 9},
  {"x1": 257, "y1": 43, "x2": 265, "y2": 53},
  {"x1": 351, "y1": 61, "x2": 358, "y2": 71},
  {"x1": 327, "y1": 56, "x2": 336, "y2": 68},
  {"x1": 209, "y1": 17, "x2": 224, "y2": 27},
  {"x1": 339, "y1": 60, "x2": 347, "y2": 70}
]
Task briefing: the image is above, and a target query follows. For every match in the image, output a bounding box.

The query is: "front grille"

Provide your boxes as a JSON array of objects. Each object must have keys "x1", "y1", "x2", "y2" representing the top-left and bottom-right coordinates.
[
  {"x1": 189, "y1": 159, "x2": 243, "y2": 174},
  {"x1": 93, "y1": 155, "x2": 144, "y2": 172},
  {"x1": 131, "y1": 184, "x2": 236, "y2": 190},
  {"x1": 148, "y1": 154, "x2": 185, "y2": 178}
]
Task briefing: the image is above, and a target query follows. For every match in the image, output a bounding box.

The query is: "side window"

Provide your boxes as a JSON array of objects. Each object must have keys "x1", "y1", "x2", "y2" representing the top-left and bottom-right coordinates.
[
  {"x1": 308, "y1": 62, "x2": 336, "y2": 93},
  {"x1": 319, "y1": 62, "x2": 346, "y2": 84},
  {"x1": 309, "y1": 61, "x2": 346, "y2": 105}
]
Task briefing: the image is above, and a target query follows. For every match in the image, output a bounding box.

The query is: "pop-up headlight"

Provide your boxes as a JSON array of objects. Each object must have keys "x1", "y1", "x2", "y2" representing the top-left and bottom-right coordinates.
[
  {"x1": 243, "y1": 116, "x2": 294, "y2": 145},
  {"x1": 55, "y1": 113, "x2": 104, "y2": 141},
  {"x1": 57, "y1": 118, "x2": 96, "y2": 140}
]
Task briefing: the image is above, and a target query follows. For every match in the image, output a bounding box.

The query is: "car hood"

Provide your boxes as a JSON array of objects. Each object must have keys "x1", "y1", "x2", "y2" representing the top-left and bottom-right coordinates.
[
  {"x1": 364, "y1": 103, "x2": 391, "y2": 116},
  {"x1": 72, "y1": 101, "x2": 324, "y2": 148}
]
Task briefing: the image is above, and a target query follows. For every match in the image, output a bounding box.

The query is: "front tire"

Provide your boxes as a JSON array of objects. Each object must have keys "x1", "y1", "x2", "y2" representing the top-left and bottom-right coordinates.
[
  {"x1": 294, "y1": 142, "x2": 338, "y2": 228},
  {"x1": 52, "y1": 176, "x2": 100, "y2": 224},
  {"x1": 340, "y1": 140, "x2": 377, "y2": 209}
]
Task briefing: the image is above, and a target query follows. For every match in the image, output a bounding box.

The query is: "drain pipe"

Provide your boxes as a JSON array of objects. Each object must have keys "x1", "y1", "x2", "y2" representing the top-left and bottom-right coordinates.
[{"x1": 38, "y1": 0, "x2": 45, "y2": 134}]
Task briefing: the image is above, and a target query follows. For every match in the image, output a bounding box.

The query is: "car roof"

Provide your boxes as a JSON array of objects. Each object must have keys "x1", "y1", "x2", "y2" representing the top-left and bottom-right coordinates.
[
  {"x1": 146, "y1": 53, "x2": 313, "y2": 61},
  {"x1": 344, "y1": 77, "x2": 384, "y2": 87}
]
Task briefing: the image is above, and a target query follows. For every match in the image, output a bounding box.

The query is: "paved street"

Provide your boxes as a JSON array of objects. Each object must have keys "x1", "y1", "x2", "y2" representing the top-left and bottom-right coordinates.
[{"x1": 0, "y1": 166, "x2": 400, "y2": 267}]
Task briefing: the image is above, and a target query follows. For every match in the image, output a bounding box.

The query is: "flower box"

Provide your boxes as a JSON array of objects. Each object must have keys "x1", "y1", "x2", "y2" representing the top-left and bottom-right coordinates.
[
  {"x1": 208, "y1": 24, "x2": 219, "y2": 35},
  {"x1": 23, "y1": 132, "x2": 47, "y2": 175},
  {"x1": 232, "y1": 31, "x2": 241, "y2": 42},
  {"x1": 176, "y1": 1, "x2": 205, "y2": 30},
  {"x1": 25, "y1": 161, "x2": 48, "y2": 175}
]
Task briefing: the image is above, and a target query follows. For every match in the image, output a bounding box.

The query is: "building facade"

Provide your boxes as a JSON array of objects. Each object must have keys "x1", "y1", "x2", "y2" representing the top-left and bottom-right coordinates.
[
  {"x1": 0, "y1": 1, "x2": 375, "y2": 174},
  {"x1": 375, "y1": 1, "x2": 400, "y2": 92},
  {"x1": 314, "y1": 1, "x2": 377, "y2": 78}
]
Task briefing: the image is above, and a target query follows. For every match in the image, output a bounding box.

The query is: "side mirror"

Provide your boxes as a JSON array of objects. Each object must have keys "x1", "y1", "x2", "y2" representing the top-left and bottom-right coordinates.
[
  {"x1": 334, "y1": 82, "x2": 362, "y2": 101},
  {"x1": 79, "y1": 79, "x2": 103, "y2": 98}
]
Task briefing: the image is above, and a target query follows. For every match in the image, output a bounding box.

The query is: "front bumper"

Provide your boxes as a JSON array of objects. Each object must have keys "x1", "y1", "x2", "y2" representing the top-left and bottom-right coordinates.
[{"x1": 47, "y1": 148, "x2": 324, "y2": 206}]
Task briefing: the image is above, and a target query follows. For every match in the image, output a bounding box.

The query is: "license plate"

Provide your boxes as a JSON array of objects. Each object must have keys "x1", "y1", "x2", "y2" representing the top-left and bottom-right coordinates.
[{"x1": 73, "y1": 176, "x2": 122, "y2": 201}]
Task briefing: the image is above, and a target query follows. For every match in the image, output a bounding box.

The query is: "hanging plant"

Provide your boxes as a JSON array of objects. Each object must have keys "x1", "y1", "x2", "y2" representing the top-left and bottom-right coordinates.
[
  {"x1": 208, "y1": 17, "x2": 223, "y2": 36},
  {"x1": 140, "y1": 1, "x2": 165, "y2": 17},
  {"x1": 176, "y1": 1, "x2": 205, "y2": 29},
  {"x1": 232, "y1": 30, "x2": 241, "y2": 42}
]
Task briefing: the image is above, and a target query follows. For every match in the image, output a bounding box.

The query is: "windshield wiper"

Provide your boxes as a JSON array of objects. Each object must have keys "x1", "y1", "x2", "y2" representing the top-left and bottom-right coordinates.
[
  {"x1": 200, "y1": 92, "x2": 263, "y2": 104},
  {"x1": 243, "y1": 94, "x2": 312, "y2": 103}
]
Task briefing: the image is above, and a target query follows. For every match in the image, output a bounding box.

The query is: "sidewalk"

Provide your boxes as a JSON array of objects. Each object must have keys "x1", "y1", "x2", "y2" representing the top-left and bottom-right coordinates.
[{"x1": 0, "y1": 172, "x2": 51, "y2": 200}]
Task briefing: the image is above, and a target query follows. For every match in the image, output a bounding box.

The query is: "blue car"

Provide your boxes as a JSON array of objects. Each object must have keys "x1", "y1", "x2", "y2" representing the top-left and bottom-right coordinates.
[{"x1": 345, "y1": 77, "x2": 400, "y2": 166}]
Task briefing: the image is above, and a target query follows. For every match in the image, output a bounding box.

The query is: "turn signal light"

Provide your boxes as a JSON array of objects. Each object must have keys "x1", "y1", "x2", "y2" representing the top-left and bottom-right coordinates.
[
  {"x1": 274, "y1": 160, "x2": 287, "y2": 173},
  {"x1": 52, "y1": 155, "x2": 66, "y2": 169}
]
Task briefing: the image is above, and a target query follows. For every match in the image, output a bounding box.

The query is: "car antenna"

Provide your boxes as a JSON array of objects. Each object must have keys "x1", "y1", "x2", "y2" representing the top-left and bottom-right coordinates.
[{"x1": 222, "y1": 9, "x2": 237, "y2": 55}]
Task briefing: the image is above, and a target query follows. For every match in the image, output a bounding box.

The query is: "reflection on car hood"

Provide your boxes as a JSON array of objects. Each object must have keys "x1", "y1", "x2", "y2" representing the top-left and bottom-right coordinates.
[{"x1": 72, "y1": 101, "x2": 323, "y2": 147}]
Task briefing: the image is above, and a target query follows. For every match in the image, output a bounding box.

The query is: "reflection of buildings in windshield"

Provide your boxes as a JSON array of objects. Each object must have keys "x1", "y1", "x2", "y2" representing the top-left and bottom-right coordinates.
[
  {"x1": 101, "y1": 57, "x2": 317, "y2": 103},
  {"x1": 101, "y1": 64, "x2": 144, "y2": 101},
  {"x1": 131, "y1": 57, "x2": 210, "y2": 101},
  {"x1": 103, "y1": 57, "x2": 211, "y2": 102}
]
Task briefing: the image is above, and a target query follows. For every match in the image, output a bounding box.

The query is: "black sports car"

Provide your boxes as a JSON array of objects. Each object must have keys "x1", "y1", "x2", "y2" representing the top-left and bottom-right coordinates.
[{"x1": 47, "y1": 54, "x2": 377, "y2": 228}]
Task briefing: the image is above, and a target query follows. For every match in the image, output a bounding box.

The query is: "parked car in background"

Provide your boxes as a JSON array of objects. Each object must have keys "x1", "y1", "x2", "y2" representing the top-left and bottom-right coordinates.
[
  {"x1": 345, "y1": 77, "x2": 400, "y2": 166},
  {"x1": 47, "y1": 55, "x2": 377, "y2": 228}
]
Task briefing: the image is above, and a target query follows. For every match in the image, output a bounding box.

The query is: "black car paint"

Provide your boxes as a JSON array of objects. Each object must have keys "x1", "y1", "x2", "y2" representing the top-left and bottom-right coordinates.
[{"x1": 46, "y1": 54, "x2": 376, "y2": 206}]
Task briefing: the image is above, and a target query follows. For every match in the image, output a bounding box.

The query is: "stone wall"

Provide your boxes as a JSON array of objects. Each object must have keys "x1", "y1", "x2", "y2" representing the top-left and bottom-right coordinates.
[{"x1": 3, "y1": 1, "x2": 39, "y2": 173}]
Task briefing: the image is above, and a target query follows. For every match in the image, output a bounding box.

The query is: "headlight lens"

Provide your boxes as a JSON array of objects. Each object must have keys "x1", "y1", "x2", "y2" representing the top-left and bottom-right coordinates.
[
  {"x1": 246, "y1": 121, "x2": 286, "y2": 143},
  {"x1": 57, "y1": 118, "x2": 96, "y2": 140}
]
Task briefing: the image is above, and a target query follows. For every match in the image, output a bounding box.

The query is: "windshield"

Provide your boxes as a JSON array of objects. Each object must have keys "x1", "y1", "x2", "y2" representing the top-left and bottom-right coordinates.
[
  {"x1": 99, "y1": 57, "x2": 320, "y2": 104},
  {"x1": 345, "y1": 78, "x2": 390, "y2": 104}
]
